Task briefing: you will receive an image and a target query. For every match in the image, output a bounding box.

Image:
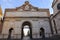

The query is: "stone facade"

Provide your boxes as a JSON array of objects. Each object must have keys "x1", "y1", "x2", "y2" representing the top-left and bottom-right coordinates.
[
  {"x1": 0, "y1": 1, "x2": 52, "y2": 39},
  {"x1": 1, "y1": 0, "x2": 60, "y2": 39},
  {"x1": 51, "y1": 0, "x2": 60, "y2": 35}
]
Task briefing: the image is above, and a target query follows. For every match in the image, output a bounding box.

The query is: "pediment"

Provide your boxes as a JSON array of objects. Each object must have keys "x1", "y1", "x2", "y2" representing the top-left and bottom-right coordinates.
[
  {"x1": 5, "y1": 1, "x2": 50, "y2": 17},
  {"x1": 16, "y1": 1, "x2": 39, "y2": 11}
]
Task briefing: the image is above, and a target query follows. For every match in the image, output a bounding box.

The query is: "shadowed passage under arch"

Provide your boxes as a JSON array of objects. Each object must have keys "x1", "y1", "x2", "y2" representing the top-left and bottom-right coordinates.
[{"x1": 21, "y1": 21, "x2": 32, "y2": 39}]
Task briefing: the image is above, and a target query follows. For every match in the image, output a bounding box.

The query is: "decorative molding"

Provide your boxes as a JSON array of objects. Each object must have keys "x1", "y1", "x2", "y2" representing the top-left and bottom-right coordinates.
[
  {"x1": 44, "y1": 20, "x2": 49, "y2": 21},
  {"x1": 52, "y1": 0, "x2": 58, "y2": 8},
  {"x1": 16, "y1": 20, "x2": 21, "y2": 21},
  {"x1": 51, "y1": 11, "x2": 60, "y2": 20},
  {"x1": 24, "y1": 5, "x2": 30, "y2": 10}
]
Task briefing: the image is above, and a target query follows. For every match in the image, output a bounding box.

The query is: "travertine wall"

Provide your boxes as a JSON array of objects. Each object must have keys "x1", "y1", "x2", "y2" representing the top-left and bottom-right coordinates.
[
  {"x1": 52, "y1": 0, "x2": 60, "y2": 14},
  {"x1": 5, "y1": 12, "x2": 48, "y2": 17},
  {"x1": 2, "y1": 18, "x2": 51, "y2": 38},
  {"x1": 53, "y1": 13, "x2": 60, "y2": 34},
  {"x1": 1, "y1": 1, "x2": 51, "y2": 39},
  {"x1": 52, "y1": 0, "x2": 60, "y2": 35},
  {"x1": 51, "y1": 13, "x2": 60, "y2": 35}
]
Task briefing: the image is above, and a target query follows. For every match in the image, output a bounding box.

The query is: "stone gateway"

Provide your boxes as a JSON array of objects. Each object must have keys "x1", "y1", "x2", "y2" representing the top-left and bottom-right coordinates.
[{"x1": 0, "y1": 1, "x2": 53, "y2": 39}]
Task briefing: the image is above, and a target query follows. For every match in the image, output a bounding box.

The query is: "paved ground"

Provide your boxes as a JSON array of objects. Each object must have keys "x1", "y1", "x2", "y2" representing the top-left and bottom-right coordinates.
[{"x1": 0, "y1": 35, "x2": 60, "y2": 40}]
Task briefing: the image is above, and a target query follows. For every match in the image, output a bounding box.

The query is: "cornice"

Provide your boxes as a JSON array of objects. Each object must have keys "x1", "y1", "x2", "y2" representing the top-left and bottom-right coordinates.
[{"x1": 52, "y1": 0, "x2": 58, "y2": 8}]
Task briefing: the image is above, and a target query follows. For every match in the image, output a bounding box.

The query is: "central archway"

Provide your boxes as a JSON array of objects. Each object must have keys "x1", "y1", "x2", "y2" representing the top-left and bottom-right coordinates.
[{"x1": 21, "y1": 21, "x2": 32, "y2": 39}]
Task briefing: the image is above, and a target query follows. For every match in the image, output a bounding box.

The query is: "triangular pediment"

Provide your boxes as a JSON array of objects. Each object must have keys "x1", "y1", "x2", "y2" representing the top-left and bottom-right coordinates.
[{"x1": 16, "y1": 1, "x2": 39, "y2": 11}]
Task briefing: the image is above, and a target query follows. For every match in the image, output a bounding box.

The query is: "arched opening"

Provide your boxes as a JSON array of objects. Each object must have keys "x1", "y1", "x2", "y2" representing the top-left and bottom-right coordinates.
[
  {"x1": 21, "y1": 21, "x2": 32, "y2": 39},
  {"x1": 40, "y1": 27, "x2": 45, "y2": 38},
  {"x1": 8, "y1": 28, "x2": 14, "y2": 39},
  {"x1": 23, "y1": 25, "x2": 30, "y2": 36}
]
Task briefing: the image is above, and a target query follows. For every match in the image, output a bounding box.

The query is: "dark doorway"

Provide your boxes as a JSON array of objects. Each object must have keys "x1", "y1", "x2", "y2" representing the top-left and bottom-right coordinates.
[
  {"x1": 21, "y1": 21, "x2": 32, "y2": 39},
  {"x1": 8, "y1": 28, "x2": 13, "y2": 39},
  {"x1": 40, "y1": 27, "x2": 45, "y2": 38}
]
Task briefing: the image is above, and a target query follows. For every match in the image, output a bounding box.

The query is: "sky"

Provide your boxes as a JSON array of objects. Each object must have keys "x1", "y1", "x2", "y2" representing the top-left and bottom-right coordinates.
[{"x1": 0, "y1": 0, "x2": 53, "y2": 14}]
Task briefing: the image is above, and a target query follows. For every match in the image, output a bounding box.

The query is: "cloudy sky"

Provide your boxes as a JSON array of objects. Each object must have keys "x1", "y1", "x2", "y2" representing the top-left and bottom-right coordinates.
[{"x1": 0, "y1": 0, "x2": 53, "y2": 14}]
